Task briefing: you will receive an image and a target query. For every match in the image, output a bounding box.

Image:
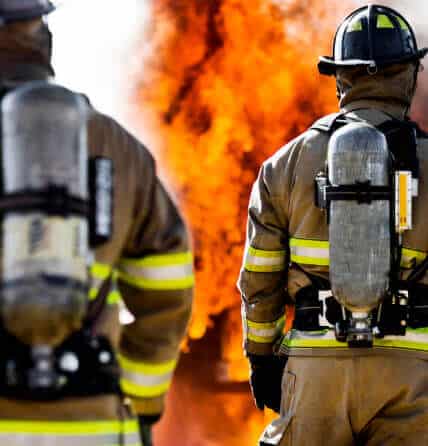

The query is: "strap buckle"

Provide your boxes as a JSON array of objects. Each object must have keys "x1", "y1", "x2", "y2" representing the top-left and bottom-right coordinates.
[{"x1": 318, "y1": 290, "x2": 336, "y2": 328}]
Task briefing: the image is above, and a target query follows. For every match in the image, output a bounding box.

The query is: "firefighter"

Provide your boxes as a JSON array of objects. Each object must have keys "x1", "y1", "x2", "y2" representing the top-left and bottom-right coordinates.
[
  {"x1": 238, "y1": 5, "x2": 428, "y2": 445},
  {"x1": 0, "y1": 2, "x2": 193, "y2": 445}
]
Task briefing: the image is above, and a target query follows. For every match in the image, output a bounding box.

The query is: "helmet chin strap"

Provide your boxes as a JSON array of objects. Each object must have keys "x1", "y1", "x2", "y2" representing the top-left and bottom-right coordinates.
[{"x1": 336, "y1": 78, "x2": 344, "y2": 100}]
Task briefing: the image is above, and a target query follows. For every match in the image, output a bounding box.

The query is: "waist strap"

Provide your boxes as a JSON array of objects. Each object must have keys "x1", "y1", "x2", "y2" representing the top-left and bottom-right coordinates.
[
  {"x1": 0, "y1": 329, "x2": 120, "y2": 401},
  {"x1": 294, "y1": 283, "x2": 428, "y2": 333}
]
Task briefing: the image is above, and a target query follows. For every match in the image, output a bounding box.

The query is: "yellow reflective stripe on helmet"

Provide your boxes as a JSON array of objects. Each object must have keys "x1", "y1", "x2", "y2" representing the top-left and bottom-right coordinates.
[
  {"x1": 118, "y1": 252, "x2": 194, "y2": 290},
  {"x1": 247, "y1": 316, "x2": 285, "y2": 343},
  {"x1": 244, "y1": 247, "x2": 286, "y2": 272},
  {"x1": 118, "y1": 354, "x2": 177, "y2": 398},
  {"x1": 289, "y1": 238, "x2": 329, "y2": 266},
  {"x1": 348, "y1": 18, "x2": 363, "y2": 32},
  {"x1": 377, "y1": 14, "x2": 395, "y2": 29},
  {"x1": 396, "y1": 15, "x2": 409, "y2": 30}
]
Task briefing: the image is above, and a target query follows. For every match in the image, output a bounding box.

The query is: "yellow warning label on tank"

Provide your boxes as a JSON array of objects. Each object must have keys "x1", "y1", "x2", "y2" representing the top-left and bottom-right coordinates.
[{"x1": 395, "y1": 171, "x2": 412, "y2": 233}]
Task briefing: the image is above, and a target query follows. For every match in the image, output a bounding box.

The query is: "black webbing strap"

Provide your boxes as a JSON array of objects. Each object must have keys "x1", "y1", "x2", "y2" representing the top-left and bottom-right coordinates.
[
  {"x1": 83, "y1": 276, "x2": 112, "y2": 333},
  {"x1": 377, "y1": 119, "x2": 419, "y2": 179},
  {"x1": 325, "y1": 182, "x2": 391, "y2": 204},
  {"x1": 0, "y1": 186, "x2": 89, "y2": 217},
  {"x1": 310, "y1": 112, "x2": 348, "y2": 133},
  {"x1": 0, "y1": 328, "x2": 120, "y2": 401}
]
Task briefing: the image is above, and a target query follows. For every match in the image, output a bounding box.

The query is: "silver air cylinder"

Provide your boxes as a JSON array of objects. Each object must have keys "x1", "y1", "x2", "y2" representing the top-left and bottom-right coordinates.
[
  {"x1": 1, "y1": 82, "x2": 89, "y2": 347},
  {"x1": 328, "y1": 123, "x2": 391, "y2": 316}
]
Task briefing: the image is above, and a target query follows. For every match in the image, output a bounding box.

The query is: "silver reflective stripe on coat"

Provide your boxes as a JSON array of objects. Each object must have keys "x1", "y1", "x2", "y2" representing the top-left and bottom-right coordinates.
[
  {"x1": 122, "y1": 263, "x2": 193, "y2": 281},
  {"x1": 118, "y1": 354, "x2": 177, "y2": 398},
  {"x1": 246, "y1": 316, "x2": 285, "y2": 343},
  {"x1": 122, "y1": 368, "x2": 174, "y2": 388},
  {"x1": 289, "y1": 238, "x2": 329, "y2": 266},
  {"x1": 118, "y1": 252, "x2": 194, "y2": 290}
]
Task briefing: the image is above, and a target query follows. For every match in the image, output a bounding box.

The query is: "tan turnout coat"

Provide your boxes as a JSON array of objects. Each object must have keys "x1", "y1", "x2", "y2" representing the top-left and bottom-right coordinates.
[
  {"x1": 238, "y1": 64, "x2": 428, "y2": 359},
  {"x1": 0, "y1": 56, "x2": 193, "y2": 446}
]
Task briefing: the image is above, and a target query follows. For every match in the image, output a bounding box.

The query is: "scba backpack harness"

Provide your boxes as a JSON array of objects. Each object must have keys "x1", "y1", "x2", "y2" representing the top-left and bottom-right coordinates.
[
  {"x1": 0, "y1": 82, "x2": 117, "y2": 400},
  {"x1": 293, "y1": 112, "x2": 428, "y2": 347}
]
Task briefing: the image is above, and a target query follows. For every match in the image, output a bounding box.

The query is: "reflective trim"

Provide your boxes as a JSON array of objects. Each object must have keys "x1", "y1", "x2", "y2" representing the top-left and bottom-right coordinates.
[
  {"x1": 118, "y1": 354, "x2": 177, "y2": 398},
  {"x1": 107, "y1": 290, "x2": 122, "y2": 305},
  {"x1": 0, "y1": 420, "x2": 140, "y2": 446},
  {"x1": 91, "y1": 263, "x2": 113, "y2": 280},
  {"x1": 290, "y1": 238, "x2": 427, "y2": 269},
  {"x1": 396, "y1": 16, "x2": 409, "y2": 30},
  {"x1": 244, "y1": 247, "x2": 286, "y2": 272},
  {"x1": 283, "y1": 328, "x2": 428, "y2": 351},
  {"x1": 89, "y1": 287, "x2": 99, "y2": 301},
  {"x1": 401, "y1": 248, "x2": 426, "y2": 269},
  {"x1": 377, "y1": 14, "x2": 394, "y2": 29},
  {"x1": 289, "y1": 238, "x2": 329, "y2": 266},
  {"x1": 348, "y1": 18, "x2": 363, "y2": 32},
  {"x1": 118, "y1": 252, "x2": 194, "y2": 290},
  {"x1": 89, "y1": 262, "x2": 113, "y2": 301},
  {"x1": 247, "y1": 316, "x2": 285, "y2": 343}
]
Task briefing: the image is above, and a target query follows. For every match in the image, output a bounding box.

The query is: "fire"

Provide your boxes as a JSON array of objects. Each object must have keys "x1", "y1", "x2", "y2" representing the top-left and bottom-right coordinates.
[{"x1": 128, "y1": 0, "x2": 351, "y2": 443}]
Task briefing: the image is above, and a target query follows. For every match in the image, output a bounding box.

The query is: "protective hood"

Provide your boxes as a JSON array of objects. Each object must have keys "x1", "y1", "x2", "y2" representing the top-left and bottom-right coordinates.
[
  {"x1": 336, "y1": 63, "x2": 417, "y2": 118},
  {"x1": 0, "y1": 19, "x2": 53, "y2": 85}
]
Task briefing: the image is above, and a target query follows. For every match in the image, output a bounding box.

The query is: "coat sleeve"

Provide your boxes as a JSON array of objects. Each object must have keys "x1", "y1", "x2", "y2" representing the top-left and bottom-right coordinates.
[
  {"x1": 105, "y1": 120, "x2": 194, "y2": 416},
  {"x1": 237, "y1": 139, "x2": 301, "y2": 356}
]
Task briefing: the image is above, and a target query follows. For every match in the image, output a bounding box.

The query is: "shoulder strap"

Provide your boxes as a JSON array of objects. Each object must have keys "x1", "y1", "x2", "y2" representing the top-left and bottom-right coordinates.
[
  {"x1": 310, "y1": 113, "x2": 344, "y2": 133},
  {"x1": 376, "y1": 118, "x2": 419, "y2": 177},
  {"x1": 310, "y1": 112, "x2": 365, "y2": 134}
]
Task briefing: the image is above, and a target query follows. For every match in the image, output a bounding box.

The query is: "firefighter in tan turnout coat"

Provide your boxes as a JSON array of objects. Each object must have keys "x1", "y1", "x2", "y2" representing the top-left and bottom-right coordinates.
[
  {"x1": 0, "y1": 2, "x2": 193, "y2": 445},
  {"x1": 239, "y1": 5, "x2": 428, "y2": 445}
]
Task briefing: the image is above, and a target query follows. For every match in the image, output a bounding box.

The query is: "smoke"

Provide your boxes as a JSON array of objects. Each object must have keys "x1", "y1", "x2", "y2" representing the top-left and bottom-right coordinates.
[{"x1": 50, "y1": 0, "x2": 147, "y2": 120}]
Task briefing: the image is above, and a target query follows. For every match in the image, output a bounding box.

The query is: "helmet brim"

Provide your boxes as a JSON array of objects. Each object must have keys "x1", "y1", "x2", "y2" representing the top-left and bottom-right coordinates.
[
  {"x1": 0, "y1": 3, "x2": 55, "y2": 24},
  {"x1": 318, "y1": 48, "x2": 428, "y2": 76}
]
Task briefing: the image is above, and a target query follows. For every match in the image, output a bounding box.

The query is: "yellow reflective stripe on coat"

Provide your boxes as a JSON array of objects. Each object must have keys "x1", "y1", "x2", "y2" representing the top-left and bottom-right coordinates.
[
  {"x1": 283, "y1": 329, "x2": 428, "y2": 351},
  {"x1": 0, "y1": 419, "x2": 141, "y2": 446},
  {"x1": 89, "y1": 262, "x2": 113, "y2": 301},
  {"x1": 246, "y1": 316, "x2": 285, "y2": 343},
  {"x1": 88, "y1": 262, "x2": 121, "y2": 305},
  {"x1": 244, "y1": 247, "x2": 286, "y2": 272},
  {"x1": 118, "y1": 252, "x2": 194, "y2": 290},
  {"x1": 119, "y1": 354, "x2": 177, "y2": 398},
  {"x1": 290, "y1": 238, "x2": 427, "y2": 269},
  {"x1": 401, "y1": 248, "x2": 427, "y2": 268},
  {"x1": 289, "y1": 238, "x2": 329, "y2": 266}
]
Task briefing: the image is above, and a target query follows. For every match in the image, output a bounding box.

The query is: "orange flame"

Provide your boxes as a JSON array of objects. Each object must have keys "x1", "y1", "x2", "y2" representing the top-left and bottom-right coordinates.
[
  {"x1": 133, "y1": 0, "x2": 349, "y2": 342},
  {"x1": 130, "y1": 0, "x2": 352, "y2": 444}
]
